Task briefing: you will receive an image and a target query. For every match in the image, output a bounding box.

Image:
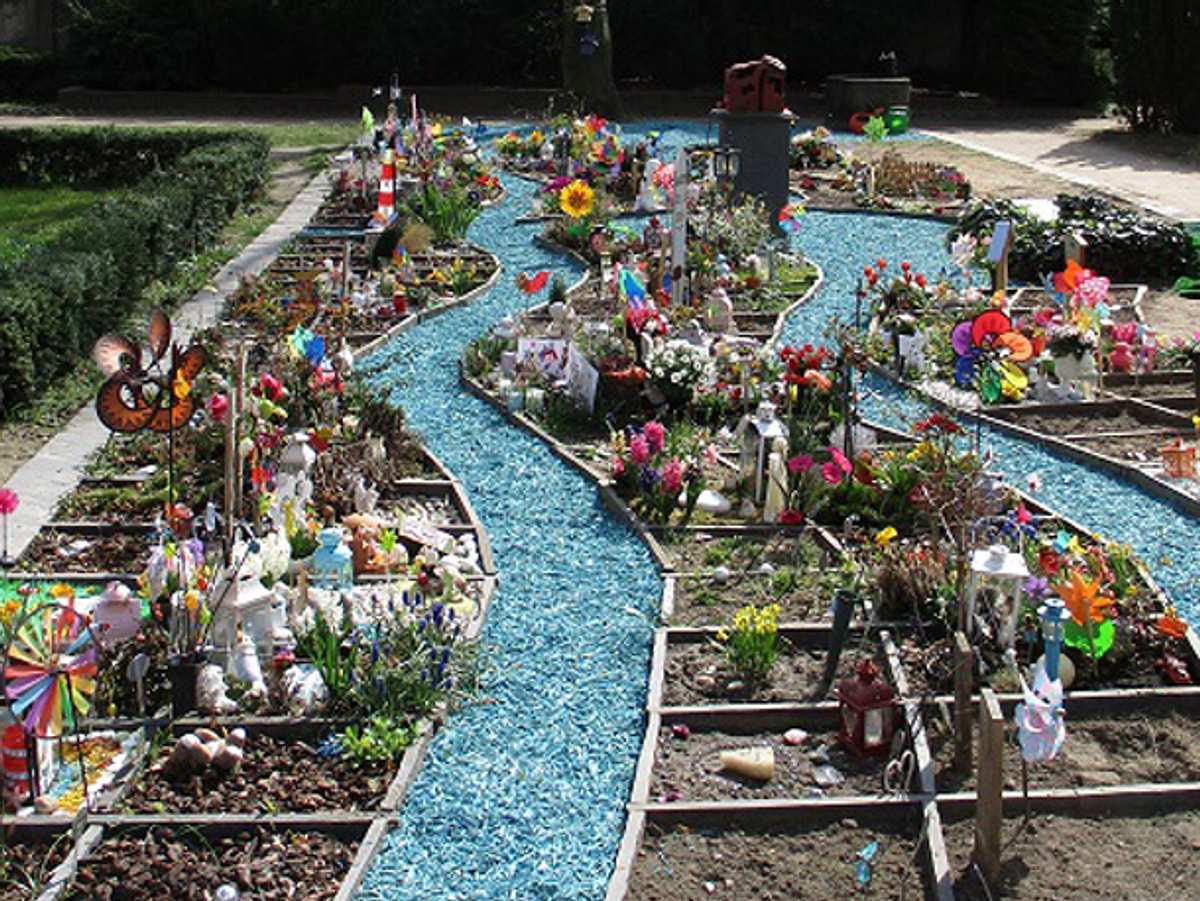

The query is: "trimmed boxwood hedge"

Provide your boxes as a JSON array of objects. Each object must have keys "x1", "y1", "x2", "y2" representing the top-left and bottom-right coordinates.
[
  {"x1": 948, "y1": 194, "x2": 1197, "y2": 285},
  {"x1": 0, "y1": 126, "x2": 268, "y2": 187},
  {"x1": 0, "y1": 130, "x2": 270, "y2": 414}
]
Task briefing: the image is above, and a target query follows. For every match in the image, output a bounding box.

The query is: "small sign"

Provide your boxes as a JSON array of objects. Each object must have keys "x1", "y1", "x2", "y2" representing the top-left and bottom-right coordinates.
[
  {"x1": 516, "y1": 337, "x2": 569, "y2": 380},
  {"x1": 399, "y1": 516, "x2": 455, "y2": 553},
  {"x1": 987, "y1": 221, "x2": 1012, "y2": 264},
  {"x1": 566, "y1": 343, "x2": 600, "y2": 413}
]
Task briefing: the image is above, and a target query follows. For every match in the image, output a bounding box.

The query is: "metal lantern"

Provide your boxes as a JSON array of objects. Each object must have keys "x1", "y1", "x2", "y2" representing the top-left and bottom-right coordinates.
[
  {"x1": 310, "y1": 527, "x2": 354, "y2": 591},
  {"x1": 280, "y1": 432, "x2": 317, "y2": 476},
  {"x1": 737, "y1": 400, "x2": 786, "y2": 504},
  {"x1": 966, "y1": 544, "x2": 1029, "y2": 648},
  {"x1": 1160, "y1": 437, "x2": 1196, "y2": 479},
  {"x1": 1038, "y1": 596, "x2": 1071, "y2": 682},
  {"x1": 837, "y1": 659, "x2": 897, "y2": 757},
  {"x1": 712, "y1": 146, "x2": 741, "y2": 182}
]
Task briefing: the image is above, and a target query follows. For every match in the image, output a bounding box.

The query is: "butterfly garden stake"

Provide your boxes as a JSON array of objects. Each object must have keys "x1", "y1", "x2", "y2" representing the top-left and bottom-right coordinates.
[{"x1": 92, "y1": 310, "x2": 206, "y2": 515}]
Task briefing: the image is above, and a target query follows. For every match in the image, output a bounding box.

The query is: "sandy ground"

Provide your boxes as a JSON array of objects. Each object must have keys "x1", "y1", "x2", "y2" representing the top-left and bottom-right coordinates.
[{"x1": 855, "y1": 138, "x2": 1076, "y2": 202}]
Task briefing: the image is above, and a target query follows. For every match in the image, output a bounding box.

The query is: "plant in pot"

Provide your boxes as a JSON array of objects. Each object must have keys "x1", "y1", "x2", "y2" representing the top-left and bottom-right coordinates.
[{"x1": 646, "y1": 339, "x2": 712, "y2": 411}]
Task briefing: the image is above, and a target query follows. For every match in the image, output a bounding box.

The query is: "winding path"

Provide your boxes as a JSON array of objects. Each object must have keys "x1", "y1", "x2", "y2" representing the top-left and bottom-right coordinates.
[
  {"x1": 357, "y1": 127, "x2": 1198, "y2": 899},
  {"x1": 783, "y1": 211, "x2": 1200, "y2": 618}
]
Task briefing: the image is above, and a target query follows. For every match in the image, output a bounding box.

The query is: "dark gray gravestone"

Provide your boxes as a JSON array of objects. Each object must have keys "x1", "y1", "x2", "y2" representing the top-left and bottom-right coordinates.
[{"x1": 712, "y1": 109, "x2": 792, "y2": 232}]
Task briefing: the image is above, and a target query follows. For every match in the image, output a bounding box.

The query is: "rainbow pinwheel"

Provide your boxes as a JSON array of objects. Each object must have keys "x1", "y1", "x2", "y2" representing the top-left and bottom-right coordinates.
[
  {"x1": 3, "y1": 602, "x2": 98, "y2": 738},
  {"x1": 951, "y1": 309, "x2": 1033, "y2": 403}
]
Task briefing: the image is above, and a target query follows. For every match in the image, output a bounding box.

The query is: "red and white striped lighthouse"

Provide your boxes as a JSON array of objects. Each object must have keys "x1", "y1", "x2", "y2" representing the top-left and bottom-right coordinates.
[
  {"x1": 2, "y1": 722, "x2": 31, "y2": 803},
  {"x1": 376, "y1": 148, "x2": 396, "y2": 222}
]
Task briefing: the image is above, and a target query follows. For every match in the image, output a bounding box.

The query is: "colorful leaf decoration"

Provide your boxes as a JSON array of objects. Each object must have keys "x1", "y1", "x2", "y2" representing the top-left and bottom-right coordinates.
[{"x1": 1064, "y1": 617, "x2": 1115, "y2": 660}]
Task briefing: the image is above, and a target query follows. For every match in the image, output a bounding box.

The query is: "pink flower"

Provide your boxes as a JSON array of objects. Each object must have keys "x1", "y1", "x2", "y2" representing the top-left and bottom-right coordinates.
[
  {"x1": 207, "y1": 393, "x2": 230, "y2": 423},
  {"x1": 821, "y1": 461, "x2": 844, "y2": 485},
  {"x1": 704, "y1": 444, "x2": 719, "y2": 467},
  {"x1": 611, "y1": 457, "x2": 625, "y2": 477},
  {"x1": 629, "y1": 435, "x2": 651, "y2": 466},
  {"x1": 788, "y1": 454, "x2": 814, "y2": 474},
  {"x1": 828, "y1": 446, "x2": 852, "y2": 474},
  {"x1": 661, "y1": 459, "x2": 683, "y2": 494},
  {"x1": 0, "y1": 488, "x2": 18, "y2": 516},
  {"x1": 643, "y1": 421, "x2": 666, "y2": 454}
]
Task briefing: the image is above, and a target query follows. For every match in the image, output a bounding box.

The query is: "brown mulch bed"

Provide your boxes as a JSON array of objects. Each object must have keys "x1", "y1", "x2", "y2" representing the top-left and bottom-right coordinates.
[
  {"x1": 64, "y1": 827, "x2": 359, "y2": 901},
  {"x1": 119, "y1": 734, "x2": 393, "y2": 815}
]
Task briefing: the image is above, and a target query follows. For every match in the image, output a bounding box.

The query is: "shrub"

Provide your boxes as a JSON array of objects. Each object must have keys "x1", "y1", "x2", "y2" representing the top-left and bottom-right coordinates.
[
  {"x1": 948, "y1": 194, "x2": 1196, "y2": 283},
  {"x1": 0, "y1": 127, "x2": 268, "y2": 187},
  {"x1": 1110, "y1": 0, "x2": 1200, "y2": 133},
  {"x1": 0, "y1": 131, "x2": 269, "y2": 414}
]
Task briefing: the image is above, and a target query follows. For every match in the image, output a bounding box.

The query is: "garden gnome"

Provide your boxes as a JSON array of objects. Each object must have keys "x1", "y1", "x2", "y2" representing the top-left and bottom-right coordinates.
[{"x1": 763, "y1": 437, "x2": 788, "y2": 523}]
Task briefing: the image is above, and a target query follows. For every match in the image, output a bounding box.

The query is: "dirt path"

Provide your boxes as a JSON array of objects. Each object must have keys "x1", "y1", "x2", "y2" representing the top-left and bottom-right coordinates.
[{"x1": 0, "y1": 148, "x2": 320, "y2": 487}]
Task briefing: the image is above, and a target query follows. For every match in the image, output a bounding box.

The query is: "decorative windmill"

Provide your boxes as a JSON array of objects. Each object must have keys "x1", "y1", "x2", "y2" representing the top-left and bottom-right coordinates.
[
  {"x1": 2, "y1": 599, "x2": 99, "y2": 807},
  {"x1": 92, "y1": 310, "x2": 206, "y2": 511}
]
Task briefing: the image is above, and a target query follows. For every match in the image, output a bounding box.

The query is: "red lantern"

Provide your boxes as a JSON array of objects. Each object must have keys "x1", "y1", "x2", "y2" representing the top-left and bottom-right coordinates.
[{"x1": 837, "y1": 659, "x2": 897, "y2": 757}]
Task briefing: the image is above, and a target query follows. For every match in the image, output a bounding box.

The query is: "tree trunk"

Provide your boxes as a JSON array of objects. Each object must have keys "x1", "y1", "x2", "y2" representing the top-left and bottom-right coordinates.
[{"x1": 561, "y1": 0, "x2": 624, "y2": 119}]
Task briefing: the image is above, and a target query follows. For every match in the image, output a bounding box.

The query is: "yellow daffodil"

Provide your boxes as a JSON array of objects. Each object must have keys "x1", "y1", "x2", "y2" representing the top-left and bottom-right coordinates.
[
  {"x1": 49, "y1": 583, "x2": 74, "y2": 601},
  {"x1": 559, "y1": 179, "x2": 595, "y2": 219},
  {"x1": 1192, "y1": 414, "x2": 1200, "y2": 434},
  {"x1": 184, "y1": 589, "x2": 201, "y2": 613},
  {"x1": 875, "y1": 526, "x2": 898, "y2": 549}
]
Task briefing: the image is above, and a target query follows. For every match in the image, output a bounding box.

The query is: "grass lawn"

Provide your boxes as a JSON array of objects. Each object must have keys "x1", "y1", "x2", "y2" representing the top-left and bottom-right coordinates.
[{"x1": 0, "y1": 185, "x2": 121, "y2": 277}]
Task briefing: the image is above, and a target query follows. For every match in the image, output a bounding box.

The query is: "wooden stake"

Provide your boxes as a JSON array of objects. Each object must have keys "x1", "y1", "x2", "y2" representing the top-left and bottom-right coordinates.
[
  {"x1": 953, "y1": 630, "x2": 974, "y2": 772},
  {"x1": 973, "y1": 687, "x2": 1005, "y2": 887},
  {"x1": 233, "y1": 343, "x2": 248, "y2": 535},
  {"x1": 1065, "y1": 231, "x2": 1088, "y2": 267},
  {"x1": 223, "y1": 373, "x2": 238, "y2": 566}
]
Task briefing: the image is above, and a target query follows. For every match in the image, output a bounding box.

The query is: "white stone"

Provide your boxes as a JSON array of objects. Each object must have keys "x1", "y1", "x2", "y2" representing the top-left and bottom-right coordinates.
[{"x1": 693, "y1": 489, "x2": 732, "y2": 515}]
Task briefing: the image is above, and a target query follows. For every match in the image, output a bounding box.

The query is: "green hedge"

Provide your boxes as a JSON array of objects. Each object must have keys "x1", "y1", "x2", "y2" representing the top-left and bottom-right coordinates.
[
  {"x1": 0, "y1": 127, "x2": 269, "y2": 187},
  {"x1": 0, "y1": 132, "x2": 269, "y2": 414}
]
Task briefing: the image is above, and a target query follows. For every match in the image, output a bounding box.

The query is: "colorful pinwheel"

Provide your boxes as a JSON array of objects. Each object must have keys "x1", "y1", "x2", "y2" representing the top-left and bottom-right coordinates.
[
  {"x1": 777, "y1": 203, "x2": 804, "y2": 235},
  {"x1": 951, "y1": 309, "x2": 1033, "y2": 403},
  {"x1": 3, "y1": 602, "x2": 98, "y2": 738}
]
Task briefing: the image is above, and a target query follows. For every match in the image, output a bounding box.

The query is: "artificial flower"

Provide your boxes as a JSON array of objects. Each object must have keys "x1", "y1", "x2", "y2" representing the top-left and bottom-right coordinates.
[
  {"x1": 207, "y1": 393, "x2": 230, "y2": 424},
  {"x1": 778, "y1": 509, "x2": 804, "y2": 525},
  {"x1": 611, "y1": 456, "x2": 625, "y2": 477},
  {"x1": 559, "y1": 179, "x2": 595, "y2": 219},
  {"x1": 0, "y1": 488, "x2": 18, "y2": 516},
  {"x1": 1157, "y1": 608, "x2": 1189, "y2": 640},
  {"x1": 875, "y1": 526, "x2": 898, "y2": 549},
  {"x1": 1056, "y1": 569, "x2": 1114, "y2": 627}
]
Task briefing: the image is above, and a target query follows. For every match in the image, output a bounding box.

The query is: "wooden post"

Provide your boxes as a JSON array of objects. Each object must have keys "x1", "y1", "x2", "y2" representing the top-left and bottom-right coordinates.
[
  {"x1": 232, "y1": 343, "x2": 248, "y2": 539},
  {"x1": 973, "y1": 687, "x2": 1005, "y2": 887},
  {"x1": 223, "y1": 380, "x2": 238, "y2": 567},
  {"x1": 988, "y1": 220, "x2": 1013, "y2": 296},
  {"x1": 1065, "y1": 231, "x2": 1088, "y2": 267},
  {"x1": 953, "y1": 631, "x2": 974, "y2": 772}
]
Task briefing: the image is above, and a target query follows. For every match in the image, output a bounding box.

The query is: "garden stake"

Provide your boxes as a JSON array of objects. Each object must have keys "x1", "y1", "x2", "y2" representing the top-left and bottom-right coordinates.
[{"x1": 816, "y1": 588, "x2": 856, "y2": 697}]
